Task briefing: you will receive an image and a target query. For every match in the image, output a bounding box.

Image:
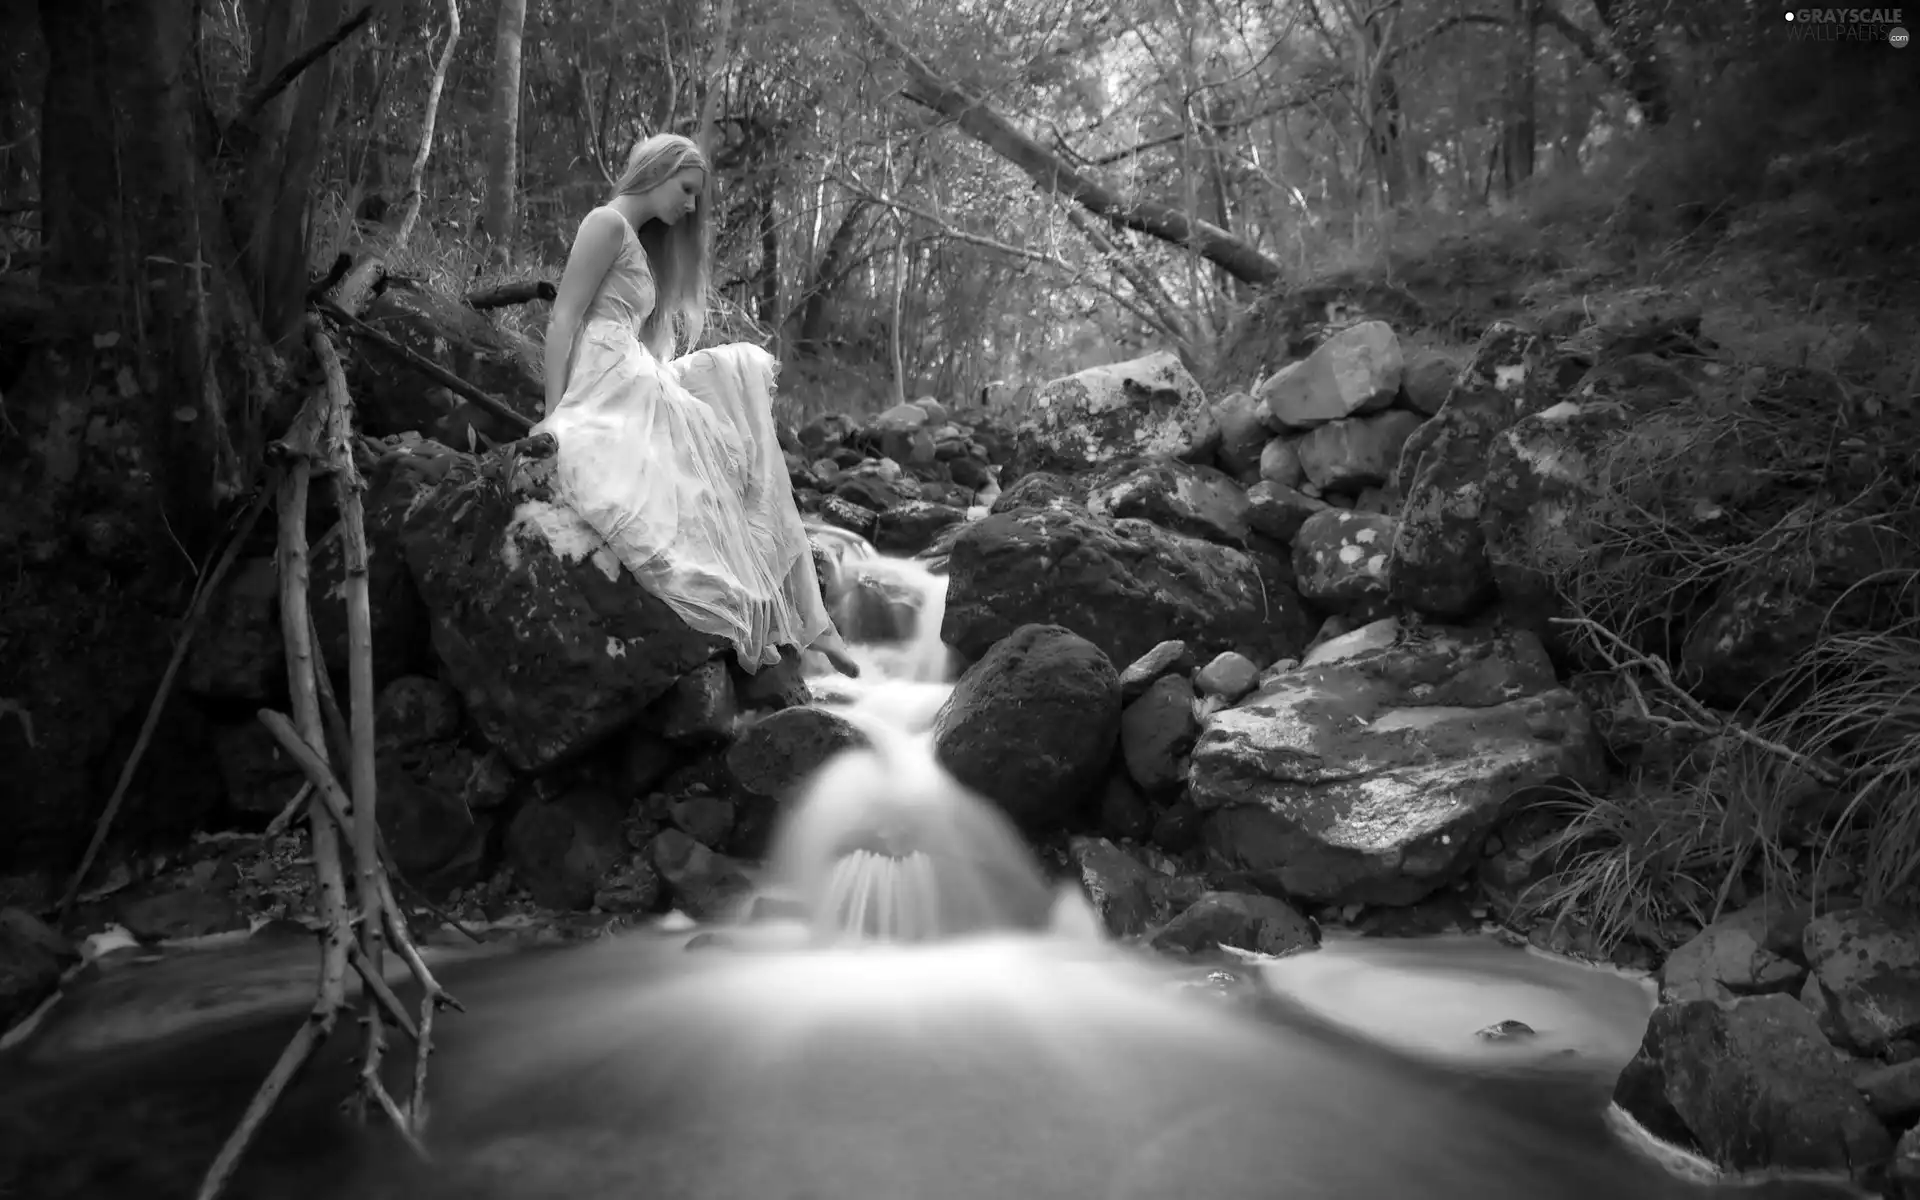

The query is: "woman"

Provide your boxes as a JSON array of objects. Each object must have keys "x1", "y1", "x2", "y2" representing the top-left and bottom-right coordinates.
[{"x1": 537, "y1": 134, "x2": 859, "y2": 678}]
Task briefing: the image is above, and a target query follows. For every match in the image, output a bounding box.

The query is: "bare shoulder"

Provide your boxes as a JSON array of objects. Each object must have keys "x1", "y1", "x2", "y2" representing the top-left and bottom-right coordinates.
[{"x1": 572, "y1": 205, "x2": 628, "y2": 250}]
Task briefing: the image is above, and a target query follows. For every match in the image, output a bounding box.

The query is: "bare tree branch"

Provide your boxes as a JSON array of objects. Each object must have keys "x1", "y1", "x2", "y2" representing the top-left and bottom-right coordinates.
[{"x1": 829, "y1": 0, "x2": 1285, "y2": 287}]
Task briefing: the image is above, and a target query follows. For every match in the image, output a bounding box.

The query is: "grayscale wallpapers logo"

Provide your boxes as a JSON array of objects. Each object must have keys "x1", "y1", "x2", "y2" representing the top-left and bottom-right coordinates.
[{"x1": 1783, "y1": 6, "x2": 1909, "y2": 42}]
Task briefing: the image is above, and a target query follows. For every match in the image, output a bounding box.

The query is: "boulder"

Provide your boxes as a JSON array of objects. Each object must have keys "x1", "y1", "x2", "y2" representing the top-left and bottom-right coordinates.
[
  {"x1": 1068, "y1": 836, "x2": 1207, "y2": 938},
  {"x1": 1244, "y1": 481, "x2": 1327, "y2": 543},
  {"x1": 399, "y1": 438, "x2": 723, "y2": 773},
  {"x1": 941, "y1": 505, "x2": 1315, "y2": 671},
  {"x1": 725, "y1": 706, "x2": 869, "y2": 802},
  {"x1": 1212, "y1": 392, "x2": 1269, "y2": 479},
  {"x1": 345, "y1": 287, "x2": 543, "y2": 442},
  {"x1": 1084, "y1": 457, "x2": 1251, "y2": 546},
  {"x1": 1291, "y1": 509, "x2": 1395, "y2": 616},
  {"x1": 1801, "y1": 906, "x2": 1920, "y2": 1056},
  {"x1": 1478, "y1": 396, "x2": 1631, "y2": 644},
  {"x1": 504, "y1": 784, "x2": 628, "y2": 911},
  {"x1": 1399, "y1": 346, "x2": 1463, "y2": 415},
  {"x1": 1188, "y1": 618, "x2": 1607, "y2": 906},
  {"x1": 1119, "y1": 640, "x2": 1196, "y2": 703},
  {"x1": 1119, "y1": 673, "x2": 1198, "y2": 794},
  {"x1": 1659, "y1": 900, "x2": 1809, "y2": 1004},
  {"x1": 1295, "y1": 410, "x2": 1426, "y2": 493},
  {"x1": 310, "y1": 447, "x2": 434, "y2": 688},
  {"x1": 872, "y1": 500, "x2": 968, "y2": 556},
  {"x1": 1193, "y1": 652, "x2": 1260, "y2": 702},
  {"x1": 1613, "y1": 995, "x2": 1891, "y2": 1179},
  {"x1": 932, "y1": 624, "x2": 1121, "y2": 829},
  {"x1": 182, "y1": 556, "x2": 283, "y2": 702},
  {"x1": 649, "y1": 828, "x2": 755, "y2": 919},
  {"x1": 990, "y1": 470, "x2": 1081, "y2": 514},
  {"x1": 1013, "y1": 351, "x2": 1212, "y2": 474},
  {"x1": 1388, "y1": 321, "x2": 1586, "y2": 618},
  {"x1": 1258, "y1": 438, "x2": 1304, "y2": 488},
  {"x1": 1148, "y1": 891, "x2": 1319, "y2": 959},
  {"x1": 1256, "y1": 321, "x2": 1403, "y2": 429}
]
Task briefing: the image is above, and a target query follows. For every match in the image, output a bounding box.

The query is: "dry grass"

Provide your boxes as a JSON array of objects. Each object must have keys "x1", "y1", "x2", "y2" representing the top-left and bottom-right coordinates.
[
  {"x1": 1514, "y1": 769, "x2": 1802, "y2": 958},
  {"x1": 1751, "y1": 587, "x2": 1920, "y2": 904}
]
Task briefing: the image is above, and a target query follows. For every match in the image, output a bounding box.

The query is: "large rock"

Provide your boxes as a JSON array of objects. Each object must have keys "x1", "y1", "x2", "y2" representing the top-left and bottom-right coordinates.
[
  {"x1": 1212, "y1": 391, "x2": 1269, "y2": 479},
  {"x1": 1477, "y1": 396, "x2": 1631, "y2": 642},
  {"x1": 1084, "y1": 457, "x2": 1251, "y2": 546},
  {"x1": 399, "y1": 438, "x2": 723, "y2": 773},
  {"x1": 1801, "y1": 906, "x2": 1920, "y2": 1057},
  {"x1": 942, "y1": 505, "x2": 1315, "y2": 671},
  {"x1": 1188, "y1": 618, "x2": 1607, "y2": 906},
  {"x1": 1291, "y1": 509, "x2": 1395, "y2": 616},
  {"x1": 1613, "y1": 995, "x2": 1892, "y2": 1180},
  {"x1": 1659, "y1": 900, "x2": 1808, "y2": 1004},
  {"x1": 1256, "y1": 321, "x2": 1403, "y2": 429},
  {"x1": 503, "y1": 784, "x2": 628, "y2": 911},
  {"x1": 1294, "y1": 410, "x2": 1425, "y2": 493},
  {"x1": 309, "y1": 446, "x2": 435, "y2": 688},
  {"x1": 1013, "y1": 351, "x2": 1212, "y2": 474},
  {"x1": 346, "y1": 287, "x2": 543, "y2": 442},
  {"x1": 725, "y1": 706, "x2": 869, "y2": 801},
  {"x1": 1388, "y1": 322, "x2": 1585, "y2": 618},
  {"x1": 932, "y1": 625, "x2": 1121, "y2": 829}
]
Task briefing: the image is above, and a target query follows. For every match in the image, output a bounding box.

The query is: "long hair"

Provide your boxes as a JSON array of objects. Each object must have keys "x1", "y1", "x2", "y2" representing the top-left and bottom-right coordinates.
[{"x1": 609, "y1": 133, "x2": 713, "y2": 359}]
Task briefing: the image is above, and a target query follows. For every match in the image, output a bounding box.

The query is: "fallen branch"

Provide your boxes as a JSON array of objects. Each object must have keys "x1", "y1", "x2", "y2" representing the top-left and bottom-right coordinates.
[
  {"x1": 1550, "y1": 615, "x2": 1844, "y2": 786},
  {"x1": 310, "y1": 318, "x2": 399, "y2": 1127},
  {"x1": 314, "y1": 297, "x2": 534, "y2": 433},
  {"x1": 196, "y1": 421, "x2": 354, "y2": 1200},
  {"x1": 464, "y1": 279, "x2": 556, "y2": 310},
  {"x1": 59, "y1": 484, "x2": 273, "y2": 919}
]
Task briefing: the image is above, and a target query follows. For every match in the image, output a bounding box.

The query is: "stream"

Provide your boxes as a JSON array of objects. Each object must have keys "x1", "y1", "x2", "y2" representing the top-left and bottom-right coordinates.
[{"x1": 0, "y1": 538, "x2": 1869, "y2": 1199}]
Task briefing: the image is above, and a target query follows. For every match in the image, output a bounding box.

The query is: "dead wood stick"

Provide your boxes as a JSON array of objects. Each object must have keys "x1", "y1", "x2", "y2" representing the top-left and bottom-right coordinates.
[
  {"x1": 297, "y1": 618, "x2": 485, "y2": 948},
  {"x1": 348, "y1": 941, "x2": 420, "y2": 1041},
  {"x1": 313, "y1": 297, "x2": 534, "y2": 433},
  {"x1": 195, "y1": 452, "x2": 354, "y2": 1200},
  {"x1": 464, "y1": 279, "x2": 556, "y2": 310},
  {"x1": 310, "y1": 318, "x2": 392, "y2": 1117},
  {"x1": 61, "y1": 484, "x2": 273, "y2": 919},
  {"x1": 191, "y1": 1018, "x2": 326, "y2": 1200},
  {"x1": 263, "y1": 781, "x2": 315, "y2": 840},
  {"x1": 258, "y1": 709, "x2": 354, "y2": 831}
]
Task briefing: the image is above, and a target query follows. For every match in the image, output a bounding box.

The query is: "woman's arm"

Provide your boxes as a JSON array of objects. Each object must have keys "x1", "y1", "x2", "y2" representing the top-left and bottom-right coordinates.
[{"x1": 542, "y1": 209, "x2": 628, "y2": 413}]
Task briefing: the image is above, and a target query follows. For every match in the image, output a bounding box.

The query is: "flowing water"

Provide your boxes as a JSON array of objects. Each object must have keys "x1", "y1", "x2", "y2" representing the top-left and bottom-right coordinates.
[{"x1": 0, "y1": 533, "x2": 1869, "y2": 1200}]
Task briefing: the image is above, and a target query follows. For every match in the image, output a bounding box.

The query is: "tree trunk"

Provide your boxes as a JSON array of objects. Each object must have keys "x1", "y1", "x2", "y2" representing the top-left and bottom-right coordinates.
[
  {"x1": 234, "y1": 0, "x2": 353, "y2": 346},
  {"x1": 32, "y1": 0, "x2": 290, "y2": 544},
  {"x1": 695, "y1": 0, "x2": 736, "y2": 159},
  {"x1": 830, "y1": 0, "x2": 1284, "y2": 288},
  {"x1": 1585, "y1": 0, "x2": 1673, "y2": 125},
  {"x1": 9, "y1": 0, "x2": 345, "y2": 877},
  {"x1": 482, "y1": 0, "x2": 527, "y2": 251},
  {"x1": 795, "y1": 199, "x2": 870, "y2": 355},
  {"x1": 390, "y1": 0, "x2": 460, "y2": 252},
  {"x1": 1502, "y1": 0, "x2": 1539, "y2": 195}
]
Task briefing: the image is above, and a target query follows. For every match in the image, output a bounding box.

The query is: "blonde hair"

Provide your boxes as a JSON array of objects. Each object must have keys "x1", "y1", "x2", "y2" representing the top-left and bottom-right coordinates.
[{"x1": 611, "y1": 133, "x2": 713, "y2": 358}]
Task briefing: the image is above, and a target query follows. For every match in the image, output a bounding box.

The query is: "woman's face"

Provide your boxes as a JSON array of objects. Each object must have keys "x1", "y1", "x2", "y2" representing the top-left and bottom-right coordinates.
[{"x1": 648, "y1": 167, "x2": 705, "y2": 225}]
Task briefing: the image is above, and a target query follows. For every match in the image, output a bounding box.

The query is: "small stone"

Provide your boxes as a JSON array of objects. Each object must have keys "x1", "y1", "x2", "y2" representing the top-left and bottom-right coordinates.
[
  {"x1": 1119, "y1": 640, "x2": 1195, "y2": 703},
  {"x1": 1193, "y1": 651, "x2": 1260, "y2": 702},
  {"x1": 1476, "y1": 1019, "x2": 1537, "y2": 1041}
]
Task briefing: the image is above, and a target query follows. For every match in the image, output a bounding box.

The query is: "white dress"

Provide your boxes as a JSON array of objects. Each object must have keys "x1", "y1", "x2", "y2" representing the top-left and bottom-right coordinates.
[{"x1": 533, "y1": 208, "x2": 831, "y2": 671}]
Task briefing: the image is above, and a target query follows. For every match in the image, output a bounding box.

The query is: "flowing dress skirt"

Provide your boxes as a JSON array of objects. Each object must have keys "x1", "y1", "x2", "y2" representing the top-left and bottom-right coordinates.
[{"x1": 533, "y1": 322, "x2": 829, "y2": 671}]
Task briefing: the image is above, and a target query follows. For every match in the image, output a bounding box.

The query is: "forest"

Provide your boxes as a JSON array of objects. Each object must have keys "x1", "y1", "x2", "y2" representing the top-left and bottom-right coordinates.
[{"x1": 1, "y1": 0, "x2": 1918, "y2": 1033}]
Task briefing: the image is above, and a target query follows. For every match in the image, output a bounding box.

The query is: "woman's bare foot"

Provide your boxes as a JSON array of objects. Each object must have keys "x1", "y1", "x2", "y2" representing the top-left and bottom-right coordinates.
[{"x1": 811, "y1": 630, "x2": 861, "y2": 678}]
